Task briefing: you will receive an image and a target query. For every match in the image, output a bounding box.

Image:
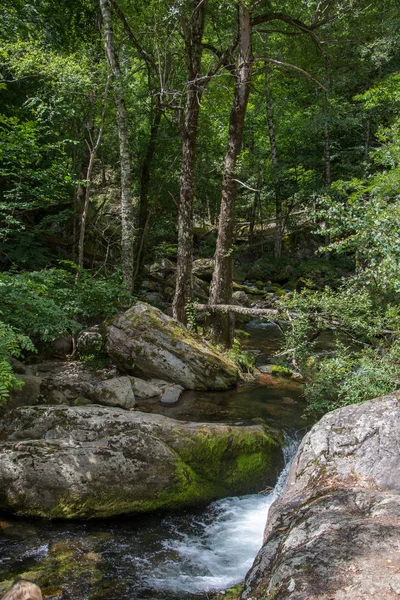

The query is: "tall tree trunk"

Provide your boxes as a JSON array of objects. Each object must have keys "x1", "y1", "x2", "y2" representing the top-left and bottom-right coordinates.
[
  {"x1": 265, "y1": 64, "x2": 282, "y2": 259},
  {"x1": 173, "y1": 0, "x2": 208, "y2": 323},
  {"x1": 99, "y1": 0, "x2": 134, "y2": 292},
  {"x1": 77, "y1": 78, "x2": 109, "y2": 275},
  {"x1": 133, "y1": 101, "x2": 162, "y2": 286},
  {"x1": 322, "y1": 59, "x2": 331, "y2": 250},
  {"x1": 323, "y1": 91, "x2": 331, "y2": 187},
  {"x1": 364, "y1": 116, "x2": 371, "y2": 163},
  {"x1": 209, "y1": 1, "x2": 253, "y2": 345}
]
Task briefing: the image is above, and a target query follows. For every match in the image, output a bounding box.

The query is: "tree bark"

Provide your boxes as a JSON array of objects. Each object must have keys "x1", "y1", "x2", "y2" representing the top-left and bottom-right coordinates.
[
  {"x1": 209, "y1": 1, "x2": 253, "y2": 345},
  {"x1": 322, "y1": 56, "x2": 331, "y2": 251},
  {"x1": 173, "y1": 0, "x2": 208, "y2": 323},
  {"x1": 323, "y1": 91, "x2": 331, "y2": 187},
  {"x1": 99, "y1": 0, "x2": 134, "y2": 292},
  {"x1": 77, "y1": 78, "x2": 109, "y2": 275}
]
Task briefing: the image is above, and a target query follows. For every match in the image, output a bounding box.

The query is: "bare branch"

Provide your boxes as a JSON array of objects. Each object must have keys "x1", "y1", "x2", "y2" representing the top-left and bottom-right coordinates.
[
  {"x1": 109, "y1": 0, "x2": 158, "y2": 74},
  {"x1": 256, "y1": 57, "x2": 327, "y2": 90}
]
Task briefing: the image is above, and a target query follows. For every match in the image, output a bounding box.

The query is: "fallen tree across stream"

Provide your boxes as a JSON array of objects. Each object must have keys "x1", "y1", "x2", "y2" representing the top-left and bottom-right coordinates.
[{"x1": 195, "y1": 304, "x2": 281, "y2": 319}]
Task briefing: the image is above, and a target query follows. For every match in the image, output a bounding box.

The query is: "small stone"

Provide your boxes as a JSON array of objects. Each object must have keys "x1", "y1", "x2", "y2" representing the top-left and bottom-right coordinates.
[
  {"x1": 47, "y1": 390, "x2": 69, "y2": 405},
  {"x1": 161, "y1": 385, "x2": 184, "y2": 405},
  {"x1": 94, "y1": 377, "x2": 135, "y2": 409},
  {"x1": 128, "y1": 377, "x2": 162, "y2": 399}
]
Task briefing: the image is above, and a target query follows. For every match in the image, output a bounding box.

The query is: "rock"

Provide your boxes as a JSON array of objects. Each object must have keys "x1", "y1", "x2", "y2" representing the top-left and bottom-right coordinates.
[
  {"x1": 140, "y1": 279, "x2": 162, "y2": 292},
  {"x1": 128, "y1": 377, "x2": 162, "y2": 399},
  {"x1": 232, "y1": 290, "x2": 250, "y2": 307},
  {"x1": 52, "y1": 337, "x2": 73, "y2": 358},
  {"x1": 8, "y1": 357, "x2": 31, "y2": 375},
  {"x1": 45, "y1": 390, "x2": 69, "y2": 405},
  {"x1": 76, "y1": 325, "x2": 103, "y2": 356},
  {"x1": 192, "y1": 258, "x2": 215, "y2": 281},
  {"x1": 93, "y1": 377, "x2": 135, "y2": 409},
  {"x1": 0, "y1": 518, "x2": 38, "y2": 539},
  {"x1": 148, "y1": 378, "x2": 171, "y2": 390},
  {"x1": 32, "y1": 361, "x2": 118, "y2": 403},
  {"x1": 258, "y1": 364, "x2": 273, "y2": 374},
  {"x1": 161, "y1": 384, "x2": 184, "y2": 405},
  {"x1": 140, "y1": 291, "x2": 166, "y2": 309},
  {"x1": 165, "y1": 273, "x2": 209, "y2": 301},
  {"x1": 7, "y1": 375, "x2": 42, "y2": 409},
  {"x1": 148, "y1": 259, "x2": 176, "y2": 278},
  {"x1": 0, "y1": 405, "x2": 282, "y2": 519},
  {"x1": 242, "y1": 393, "x2": 400, "y2": 600},
  {"x1": 106, "y1": 302, "x2": 238, "y2": 390}
]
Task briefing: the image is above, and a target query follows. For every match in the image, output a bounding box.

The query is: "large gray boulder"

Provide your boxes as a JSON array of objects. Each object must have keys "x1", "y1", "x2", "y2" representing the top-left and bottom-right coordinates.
[
  {"x1": 0, "y1": 405, "x2": 282, "y2": 519},
  {"x1": 241, "y1": 393, "x2": 400, "y2": 600},
  {"x1": 106, "y1": 302, "x2": 238, "y2": 390}
]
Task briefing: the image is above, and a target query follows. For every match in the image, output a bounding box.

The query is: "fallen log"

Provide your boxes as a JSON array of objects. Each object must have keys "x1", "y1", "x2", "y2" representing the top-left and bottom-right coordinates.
[{"x1": 195, "y1": 304, "x2": 280, "y2": 319}]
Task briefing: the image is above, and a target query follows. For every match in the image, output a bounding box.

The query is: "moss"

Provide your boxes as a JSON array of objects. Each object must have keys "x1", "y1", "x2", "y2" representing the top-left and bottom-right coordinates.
[
  {"x1": 19, "y1": 424, "x2": 282, "y2": 519},
  {"x1": 213, "y1": 583, "x2": 244, "y2": 600},
  {"x1": 173, "y1": 425, "x2": 282, "y2": 496},
  {"x1": 271, "y1": 365, "x2": 292, "y2": 378}
]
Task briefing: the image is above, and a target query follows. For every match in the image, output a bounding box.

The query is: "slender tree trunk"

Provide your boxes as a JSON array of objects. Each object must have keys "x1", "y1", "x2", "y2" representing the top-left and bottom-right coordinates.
[
  {"x1": 265, "y1": 63, "x2": 282, "y2": 259},
  {"x1": 323, "y1": 91, "x2": 331, "y2": 187},
  {"x1": 99, "y1": 0, "x2": 134, "y2": 292},
  {"x1": 248, "y1": 173, "x2": 262, "y2": 244},
  {"x1": 77, "y1": 78, "x2": 109, "y2": 275},
  {"x1": 364, "y1": 116, "x2": 370, "y2": 163},
  {"x1": 323, "y1": 70, "x2": 331, "y2": 251},
  {"x1": 173, "y1": 0, "x2": 208, "y2": 323},
  {"x1": 209, "y1": 1, "x2": 252, "y2": 345},
  {"x1": 133, "y1": 102, "x2": 162, "y2": 284}
]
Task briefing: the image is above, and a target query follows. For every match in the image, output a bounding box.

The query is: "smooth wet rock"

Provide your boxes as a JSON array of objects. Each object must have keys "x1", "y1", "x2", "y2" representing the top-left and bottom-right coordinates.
[
  {"x1": 0, "y1": 405, "x2": 282, "y2": 519},
  {"x1": 241, "y1": 393, "x2": 400, "y2": 600},
  {"x1": 106, "y1": 302, "x2": 238, "y2": 390},
  {"x1": 93, "y1": 376, "x2": 135, "y2": 409},
  {"x1": 160, "y1": 384, "x2": 184, "y2": 405}
]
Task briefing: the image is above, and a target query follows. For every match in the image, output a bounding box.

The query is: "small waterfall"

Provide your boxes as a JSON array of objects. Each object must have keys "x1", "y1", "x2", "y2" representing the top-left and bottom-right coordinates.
[{"x1": 139, "y1": 435, "x2": 301, "y2": 597}]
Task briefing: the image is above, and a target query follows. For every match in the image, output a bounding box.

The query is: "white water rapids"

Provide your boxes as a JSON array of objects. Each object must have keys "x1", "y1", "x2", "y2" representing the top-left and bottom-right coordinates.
[{"x1": 139, "y1": 436, "x2": 299, "y2": 597}]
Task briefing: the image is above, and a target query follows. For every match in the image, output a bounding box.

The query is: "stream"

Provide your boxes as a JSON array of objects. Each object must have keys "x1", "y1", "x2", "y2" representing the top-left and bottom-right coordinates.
[{"x1": 0, "y1": 321, "x2": 310, "y2": 600}]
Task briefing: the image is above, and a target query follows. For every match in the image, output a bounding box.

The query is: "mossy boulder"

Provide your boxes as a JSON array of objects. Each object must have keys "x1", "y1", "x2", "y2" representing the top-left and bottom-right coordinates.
[
  {"x1": 192, "y1": 257, "x2": 215, "y2": 281},
  {"x1": 107, "y1": 302, "x2": 238, "y2": 390},
  {"x1": 0, "y1": 405, "x2": 282, "y2": 519}
]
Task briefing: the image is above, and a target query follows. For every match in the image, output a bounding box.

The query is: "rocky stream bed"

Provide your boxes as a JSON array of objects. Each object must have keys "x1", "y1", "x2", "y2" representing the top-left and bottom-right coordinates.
[{"x1": 1, "y1": 311, "x2": 399, "y2": 600}]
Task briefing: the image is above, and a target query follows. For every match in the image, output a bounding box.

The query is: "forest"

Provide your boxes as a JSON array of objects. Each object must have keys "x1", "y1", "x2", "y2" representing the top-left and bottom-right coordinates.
[{"x1": 1, "y1": 0, "x2": 400, "y2": 417}]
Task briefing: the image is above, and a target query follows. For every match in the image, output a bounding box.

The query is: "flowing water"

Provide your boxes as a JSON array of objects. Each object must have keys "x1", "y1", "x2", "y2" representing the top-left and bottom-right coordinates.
[{"x1": 0, "y1": 321, "x2": 310, "y2": 600}]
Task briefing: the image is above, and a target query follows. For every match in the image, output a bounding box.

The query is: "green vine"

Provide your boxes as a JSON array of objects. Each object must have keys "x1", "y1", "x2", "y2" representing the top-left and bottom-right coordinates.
[{"x1": 185, "y1": 299, "x2": 199, "y2": 332}]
